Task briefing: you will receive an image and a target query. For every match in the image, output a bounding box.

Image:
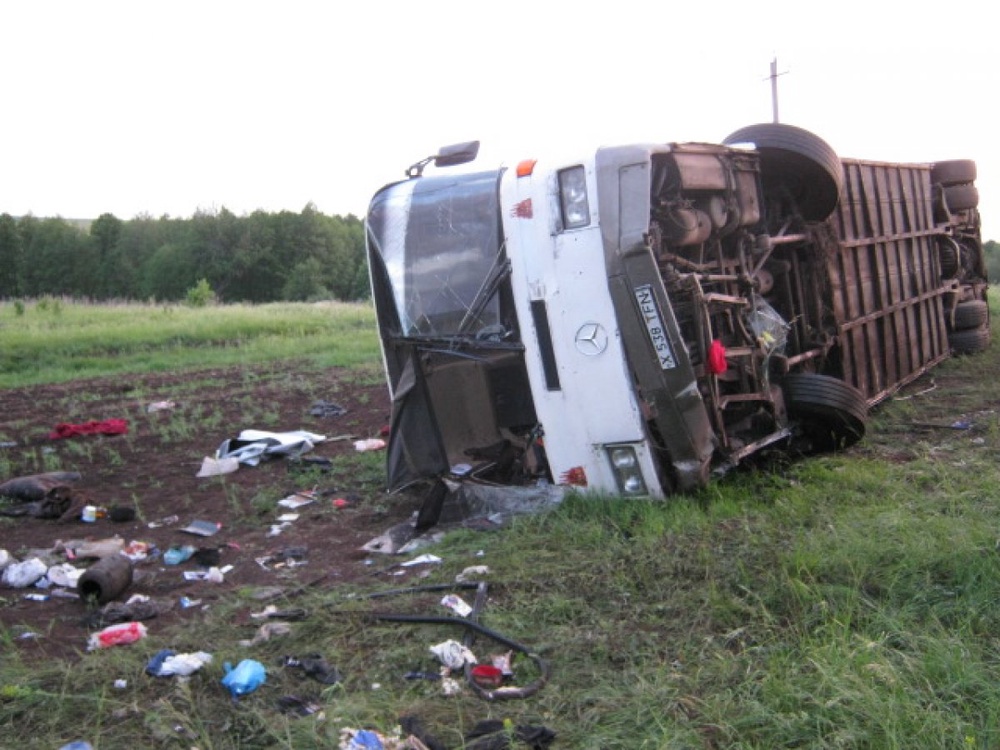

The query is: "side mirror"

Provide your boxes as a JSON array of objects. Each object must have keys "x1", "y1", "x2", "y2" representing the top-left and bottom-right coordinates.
[
  {"x1": 406, "y1": 141, "x2": 480, "y2": 178},
  {"x1": 434, "y1": 140, "x2": 480, "y2": 168}
]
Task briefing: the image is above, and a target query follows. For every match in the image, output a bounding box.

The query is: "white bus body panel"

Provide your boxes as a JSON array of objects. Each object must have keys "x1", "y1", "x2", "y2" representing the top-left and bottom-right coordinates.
[{"x1": 500, "y1": 163, "x2": 664, "y2": 497}]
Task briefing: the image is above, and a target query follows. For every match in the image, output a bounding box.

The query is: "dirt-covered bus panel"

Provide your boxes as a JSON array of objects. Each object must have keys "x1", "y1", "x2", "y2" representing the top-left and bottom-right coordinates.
[{"x1": 364, "y1": 125, "x2": 988, "y2": 514}]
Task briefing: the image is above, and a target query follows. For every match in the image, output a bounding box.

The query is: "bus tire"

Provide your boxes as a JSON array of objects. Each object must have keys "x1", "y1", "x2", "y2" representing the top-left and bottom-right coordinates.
[
  {"x1": 937, "y1": 236, "x2": 960, "y2": 279},
  {"x1": 783, "y1": 373, "x2": 867, "y2": 452},
  {"x1": 943, "y1": 183, "x2": 979, "y2": 212},
  {"x1": 931, "y1": 159, "x2": 977, "y2": 186},
  {"x1": 722, "y1": 123, "x2": 843, "y2": 222},
  {"x1": 951, "y1": 300, "x2": 989, "y2": 331},
  {"x1": 949, "y1": 326, "x2": 991, "y2": 355}
]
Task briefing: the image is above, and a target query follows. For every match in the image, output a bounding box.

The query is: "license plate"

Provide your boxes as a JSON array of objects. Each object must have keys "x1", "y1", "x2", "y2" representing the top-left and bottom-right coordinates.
[{"x1": 634, "y1": 285, "x2": 677, "y2": 370}]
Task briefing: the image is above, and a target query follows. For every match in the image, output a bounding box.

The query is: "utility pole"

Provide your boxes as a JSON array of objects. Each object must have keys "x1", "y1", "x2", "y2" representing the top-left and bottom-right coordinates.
[{"x1": 767, "y1": 58, "x2": 787, "y2": 124}]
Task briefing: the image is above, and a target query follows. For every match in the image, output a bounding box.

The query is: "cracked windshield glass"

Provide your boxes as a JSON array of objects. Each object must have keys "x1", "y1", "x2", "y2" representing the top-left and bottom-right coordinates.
[{"x1": 368, "y1": 171, "x2": 503, "y2": 336}]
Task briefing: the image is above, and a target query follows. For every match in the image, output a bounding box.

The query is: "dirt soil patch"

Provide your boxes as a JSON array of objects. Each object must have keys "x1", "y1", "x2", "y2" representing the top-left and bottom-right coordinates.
[
  {"x1": 0, "y1": 364, "x2": 426, "y2": 663},
  {"x1": 1, "y1": 360, "x2": 990, "y2": 666}
]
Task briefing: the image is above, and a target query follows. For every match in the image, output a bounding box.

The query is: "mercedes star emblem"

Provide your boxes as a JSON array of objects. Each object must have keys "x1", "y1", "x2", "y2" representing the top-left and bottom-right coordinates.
[{"x1": 575, "y1": 322, "x2": 608, "y2": 355}]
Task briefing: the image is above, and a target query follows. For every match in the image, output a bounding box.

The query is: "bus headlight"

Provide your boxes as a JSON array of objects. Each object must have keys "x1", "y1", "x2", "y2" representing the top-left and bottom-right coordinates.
[
  {"x1": 606, "y1": 445, "x2": 648, "y2": 496},
  {"x1": 558, "y1": 166, "x2": 590, "y2": 229}
]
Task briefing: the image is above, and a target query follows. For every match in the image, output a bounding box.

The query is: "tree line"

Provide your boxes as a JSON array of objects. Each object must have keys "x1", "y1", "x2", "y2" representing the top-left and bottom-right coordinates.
[
  {"x1": 985, "y1": 240, "x2": 1000, "y2": 283},
  {"x1": 0, "y1": 209, "x2": 996, "y2": 305},
  {"x1": 0, "y1": 205, "x2": 367, "y2": 303}
]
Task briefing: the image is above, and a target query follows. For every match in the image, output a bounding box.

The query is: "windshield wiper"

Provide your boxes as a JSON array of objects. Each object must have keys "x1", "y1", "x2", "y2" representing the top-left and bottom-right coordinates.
[{"x1": 457, "y1": 249, "x2": 511, "y2": 335}]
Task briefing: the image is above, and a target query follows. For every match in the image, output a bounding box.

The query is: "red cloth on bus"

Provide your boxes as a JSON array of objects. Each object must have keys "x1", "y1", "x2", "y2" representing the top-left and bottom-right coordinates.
[
  {"x1": 707, "y1": 339, "x2": 728, "y2": 375},
  {"x1": 48, "y1": 419, "x2": 129, "y2": 440}
]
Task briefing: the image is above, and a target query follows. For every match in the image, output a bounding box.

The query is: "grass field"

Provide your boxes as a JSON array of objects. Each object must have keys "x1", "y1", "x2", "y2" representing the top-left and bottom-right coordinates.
[
  {"x1": 0, "y1": 298, "x2": 379, "y2": 389},
  {"x1": 1, "y1": 296, "x2": 999, "y2": 749}
]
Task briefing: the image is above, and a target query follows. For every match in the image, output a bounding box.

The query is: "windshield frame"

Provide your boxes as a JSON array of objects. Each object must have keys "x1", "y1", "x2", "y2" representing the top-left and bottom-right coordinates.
[{"x1": 366, "y1": 169, "x2": 509, "y2": 339}]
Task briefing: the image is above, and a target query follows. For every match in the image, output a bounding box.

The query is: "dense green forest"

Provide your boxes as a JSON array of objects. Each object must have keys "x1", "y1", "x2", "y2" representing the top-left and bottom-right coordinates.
[
  {"x1": 0, "y1": 206, "x2": 366, "y2": 303},
  {"x1": 986, "y1": 239, "x2": 1000, "y2": 281},
  {"x1": 0, "y1": 208, "x2": 997, "y2": 304}
]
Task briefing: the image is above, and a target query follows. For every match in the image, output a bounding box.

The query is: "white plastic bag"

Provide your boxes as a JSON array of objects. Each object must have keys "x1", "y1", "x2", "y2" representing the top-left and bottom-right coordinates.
[
  {"x1": 46, "y1": 563, "x2": 84, "y2": 588},
  {"x1": 154, "y1": 651, "x2": 213, "y2": 676},
  {"x1": 2, "y1": 557, "x2": 47, "y2": 588},
  {"x1": 87, "y1": 621, "x2": 147, "y2": 651}
]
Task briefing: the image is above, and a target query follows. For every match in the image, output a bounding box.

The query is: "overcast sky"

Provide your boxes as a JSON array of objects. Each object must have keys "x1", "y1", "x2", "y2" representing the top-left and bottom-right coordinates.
[{"x1": 3, "y1": 1, "x2": 996, "y2": 240}]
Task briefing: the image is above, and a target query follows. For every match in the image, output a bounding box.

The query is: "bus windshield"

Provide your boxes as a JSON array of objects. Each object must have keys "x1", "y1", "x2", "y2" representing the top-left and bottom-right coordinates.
[{"x1": 366, "y1": 170, "x2": 504, "y2": 337}]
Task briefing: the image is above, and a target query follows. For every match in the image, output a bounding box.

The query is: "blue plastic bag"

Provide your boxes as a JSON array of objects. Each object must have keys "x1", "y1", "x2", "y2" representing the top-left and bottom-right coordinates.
[
  {"x1": 348, "y1": 730, "x2": 384, "y2": 749},
  {"x1": 163, "y1": 545, "x2": 195, "y2": 565},
  {"x1": 221, "y1": 659, "x2": 266, "y2": 698}
]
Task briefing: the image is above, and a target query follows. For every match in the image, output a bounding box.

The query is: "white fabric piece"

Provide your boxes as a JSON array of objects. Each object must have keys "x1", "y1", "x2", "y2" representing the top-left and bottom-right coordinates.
[
  {"x1": 196, "y1": 456, "x2": 240, "y2": 477},
  {"x1": 46, "y1": 563, "x2": 84, "y2": 588},
  {"x1": 215, "y1": 430, "x2": 327, "y2": 466}
]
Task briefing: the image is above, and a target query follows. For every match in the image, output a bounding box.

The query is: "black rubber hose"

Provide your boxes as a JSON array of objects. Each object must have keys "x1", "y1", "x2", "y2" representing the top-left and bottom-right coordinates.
[
  {"x1": 373, "y1": 613, "x2": 529, "y2": 655},
  {"x1": 362, "y1": 582, "x2": 483, "y2": 599}
]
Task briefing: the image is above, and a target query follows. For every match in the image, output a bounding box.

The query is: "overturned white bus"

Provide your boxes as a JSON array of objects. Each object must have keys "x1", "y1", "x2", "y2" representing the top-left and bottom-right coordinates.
[{"x1": 365, "y1": 124, "x2": 988, "y2": 524}]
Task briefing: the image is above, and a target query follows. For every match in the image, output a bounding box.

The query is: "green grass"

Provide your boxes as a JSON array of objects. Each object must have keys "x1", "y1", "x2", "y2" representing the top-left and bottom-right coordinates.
[
  {"x1": 1, "y1": 295, "x2": 999, "y2": 747},
  {"x1": 0, "y1": 298, "x2": 379, "y2": 388}
]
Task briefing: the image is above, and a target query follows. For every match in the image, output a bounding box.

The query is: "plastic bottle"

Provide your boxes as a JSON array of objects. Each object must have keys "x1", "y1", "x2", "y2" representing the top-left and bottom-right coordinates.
[{"x1": 163, "y1": 545, "x2": 196, "y2": 565}]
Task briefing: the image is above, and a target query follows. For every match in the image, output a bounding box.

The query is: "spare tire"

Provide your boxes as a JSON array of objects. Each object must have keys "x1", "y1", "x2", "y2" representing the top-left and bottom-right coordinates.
[
  {"x1": 949, "y1": 326, "x2": 991, "y2": 355},
  {"x1": 951, "y1": 300, "x2": 989, "y2": 331},
  {"x1": 723, "y1": 123, "x2": 843, "y2": 222},
  {"x1": 931, "y1": 159, "x2": 977, "y2": 186},
  {"x1": 943, "y1": 183, "x2": 979, "y2": 212}
]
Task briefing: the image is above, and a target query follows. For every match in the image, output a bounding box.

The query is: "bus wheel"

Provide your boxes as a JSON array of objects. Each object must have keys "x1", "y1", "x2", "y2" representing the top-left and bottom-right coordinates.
[
  {"x1": 949, "y1": 326, "x2": 991, "y2": 355},
  {"x1": 943, "y1": 183, "x2": 979, "y2": 212},
  {"x1": 722, "y1": 123, "x2": 843, "y2": 222},
  {"x1": 931, "y1": 159, "x2": 977, "y2": 186},
  {"x1": 937, "y1": 236, "x2": 960, "y2": 279},
  {"x1": 951, "y1": 300, "x2": 989, "y2": 331},
  {"x1": 783, "y1": 373, "x2": 867, "y2": 452}
]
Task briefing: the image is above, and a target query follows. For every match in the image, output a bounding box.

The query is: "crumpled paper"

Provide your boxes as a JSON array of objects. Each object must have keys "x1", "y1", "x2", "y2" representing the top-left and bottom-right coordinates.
[{"x1": 429, "y1": 639, "x2": 477, "y2": 669}]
